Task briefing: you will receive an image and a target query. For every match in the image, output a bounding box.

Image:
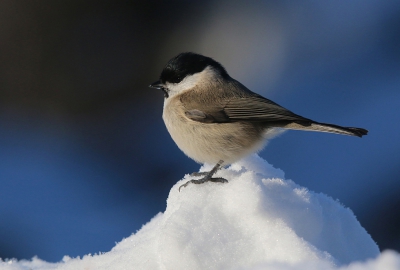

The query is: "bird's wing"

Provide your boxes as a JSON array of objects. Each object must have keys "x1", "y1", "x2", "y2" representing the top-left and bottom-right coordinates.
[
  {"x1": 223, "y1": 95, "x2": 309, "y2": 122},
  {"x1": 184, "y1": 107, "x2": 230, "y2": 123},
  {"x1": 180, "y1": 77, "x2": 311, "y2": 123},
  {"x1": 183, "y1": 93, "x2": 309, "y2": 124},
  {"x1": 184, "y1": 109, "x2": 229, "y2": 123},
  {"x1": 179, "y1": 81, "x2": 368, "y2": 137}
]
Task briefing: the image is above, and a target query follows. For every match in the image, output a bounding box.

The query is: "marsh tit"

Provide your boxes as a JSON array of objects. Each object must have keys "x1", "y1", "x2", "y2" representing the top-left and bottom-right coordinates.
[{"x1": 149, "y1": 52, "x2": 367, "y2": 190}]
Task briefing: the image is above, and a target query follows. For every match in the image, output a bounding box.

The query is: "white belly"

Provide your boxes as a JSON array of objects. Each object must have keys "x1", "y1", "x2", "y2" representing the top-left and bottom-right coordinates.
[{"x1": 162, "y1": 97, "x2": 269, "y2": 165}]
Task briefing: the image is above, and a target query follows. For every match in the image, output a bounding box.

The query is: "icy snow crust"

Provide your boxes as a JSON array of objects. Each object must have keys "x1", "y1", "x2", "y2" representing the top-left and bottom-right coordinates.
[{"x1": 3, "y1": 155, "x2": 400, "y2": 270}]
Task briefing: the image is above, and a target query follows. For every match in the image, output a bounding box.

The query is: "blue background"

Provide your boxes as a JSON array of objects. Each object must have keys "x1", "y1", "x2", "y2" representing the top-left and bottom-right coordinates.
[{"x1": 1, "y1": 0, "x2": 399, "y2": 261}]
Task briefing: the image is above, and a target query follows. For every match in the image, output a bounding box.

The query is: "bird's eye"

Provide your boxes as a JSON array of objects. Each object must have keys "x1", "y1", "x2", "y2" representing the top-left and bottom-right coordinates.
[{"x1": 172, "y1": 76, "x2": 183, "y2": 84}]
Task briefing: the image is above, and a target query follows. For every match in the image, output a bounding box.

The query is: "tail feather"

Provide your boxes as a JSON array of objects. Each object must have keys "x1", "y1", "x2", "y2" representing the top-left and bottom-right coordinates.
[
  {"x1": 311, "y1": 122, "x2": 368, "y2": 137},
  {"x1": 282, "y1": 121, "x2": 368, "y2": 137}
]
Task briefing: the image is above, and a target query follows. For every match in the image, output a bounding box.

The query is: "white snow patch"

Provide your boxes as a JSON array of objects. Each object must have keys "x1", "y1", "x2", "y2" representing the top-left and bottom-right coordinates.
[{"x1": 2, "y1": 155, "x2": 399, "y2": 270}]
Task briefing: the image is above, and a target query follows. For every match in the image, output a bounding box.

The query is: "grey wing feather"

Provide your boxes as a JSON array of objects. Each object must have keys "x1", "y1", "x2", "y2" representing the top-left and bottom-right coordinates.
[
  {"x1": 222, "y1": 93, "x2": 368, "y2": 137},
  {"x1": 223, "y1": 95, "x2": 310, "y2": 122},
  {"x1": 184, "y1": 95, "x2": 308, "y2": 123},
  {"x1": 185, "y1": 109, "x2": 208, "y2": 120},
  {"x1": 185, "y1": 109, "x2": 229, "y2": 123},
  {"x1": 181, "y1": 79, "x2": 309, "y2": 123}
]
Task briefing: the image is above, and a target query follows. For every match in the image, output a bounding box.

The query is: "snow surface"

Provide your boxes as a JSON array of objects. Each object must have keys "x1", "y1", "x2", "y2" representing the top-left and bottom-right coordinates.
[{"x1": 2, "y1": 154, "x2": 400, "y2": 270}]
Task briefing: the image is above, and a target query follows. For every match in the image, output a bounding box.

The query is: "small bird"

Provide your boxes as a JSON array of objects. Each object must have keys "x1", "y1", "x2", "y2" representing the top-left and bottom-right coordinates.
[{"x1": 149, "y1": 52, "x2": 367, "y2": 190}]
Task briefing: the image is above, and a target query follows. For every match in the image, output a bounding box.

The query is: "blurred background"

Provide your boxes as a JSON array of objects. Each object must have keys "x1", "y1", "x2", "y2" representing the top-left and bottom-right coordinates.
[{"x1": 1, "y1": 0, "x2": 399, "y2": 262}]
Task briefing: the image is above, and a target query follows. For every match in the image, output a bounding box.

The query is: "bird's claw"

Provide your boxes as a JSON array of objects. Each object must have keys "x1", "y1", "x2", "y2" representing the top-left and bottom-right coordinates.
[
  {"x1": 179, "y1": 160, "x2": 227, "y2": 192},
  {"x1": 178, "y1": 177, "x2": 228, "y2": 192},
  {"x1": 190, "y1": 172, "x2": 209, "y2": 177}
]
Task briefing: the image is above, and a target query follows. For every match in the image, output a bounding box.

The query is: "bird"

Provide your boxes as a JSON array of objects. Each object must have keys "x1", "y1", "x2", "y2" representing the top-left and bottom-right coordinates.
[{"x1": 149, "y1": 52, "x2": 367, "y2": 191}]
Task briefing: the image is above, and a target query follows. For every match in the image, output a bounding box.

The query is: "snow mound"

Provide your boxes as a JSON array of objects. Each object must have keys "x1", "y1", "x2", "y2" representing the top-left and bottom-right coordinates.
[{"x1": 3, "y1": 155, "x2": 399, "y2": 270}]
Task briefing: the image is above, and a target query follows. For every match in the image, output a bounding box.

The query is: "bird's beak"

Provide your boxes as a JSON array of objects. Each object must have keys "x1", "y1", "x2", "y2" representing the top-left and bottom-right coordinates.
[
  {"x1": 149, "y1": 80, "x2": 163, "y2": 89},
  {"x1": 149, "y1": 80, "x2": 169, "y2": 98}
]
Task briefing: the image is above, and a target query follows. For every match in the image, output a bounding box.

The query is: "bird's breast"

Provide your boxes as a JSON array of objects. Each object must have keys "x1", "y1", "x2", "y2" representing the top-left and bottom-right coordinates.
[{"x1": 162, "y1": 96, "x2": 268, "y2": 165}]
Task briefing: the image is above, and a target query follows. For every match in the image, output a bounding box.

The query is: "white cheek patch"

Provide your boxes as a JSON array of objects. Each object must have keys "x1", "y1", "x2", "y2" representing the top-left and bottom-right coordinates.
[
  {"x1": 165, "y1": 73, "x2": 202, "y2": 96},
  {"x1": 165, "y1": 66, "x2": 215, "y2": 97}
]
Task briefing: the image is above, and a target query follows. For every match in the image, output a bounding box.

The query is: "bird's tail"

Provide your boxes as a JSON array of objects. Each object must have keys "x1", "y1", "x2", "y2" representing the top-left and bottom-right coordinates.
[{"x1": 282, "y1": 121, "x2": 368, "y2": 137}]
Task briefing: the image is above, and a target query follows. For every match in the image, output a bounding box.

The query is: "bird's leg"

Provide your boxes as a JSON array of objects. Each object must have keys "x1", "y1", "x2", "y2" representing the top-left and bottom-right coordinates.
[
  {"x1": 190, "y1": 172, "x2": 208, "y2": 177},
  {"x1": 179, "y1": 160, "x2": 228, "y2": 191}
]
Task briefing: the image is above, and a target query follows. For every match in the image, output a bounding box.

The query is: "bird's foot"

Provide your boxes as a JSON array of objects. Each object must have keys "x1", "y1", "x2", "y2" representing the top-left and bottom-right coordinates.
[
  {"x1": 179, "y1": 160, "x2": 227, "y2": 191},
  {"x1": 178, "y1": 177, "x2": 228, "y2": 192},
  {"x1": 190, "y1": 172, "x2": 208, "y2": 177}
]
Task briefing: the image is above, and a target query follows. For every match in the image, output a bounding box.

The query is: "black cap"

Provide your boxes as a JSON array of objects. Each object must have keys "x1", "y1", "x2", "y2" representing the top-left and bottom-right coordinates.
[{"x1": 159, "y1": 52, "x2": 229, "y2": 84}]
